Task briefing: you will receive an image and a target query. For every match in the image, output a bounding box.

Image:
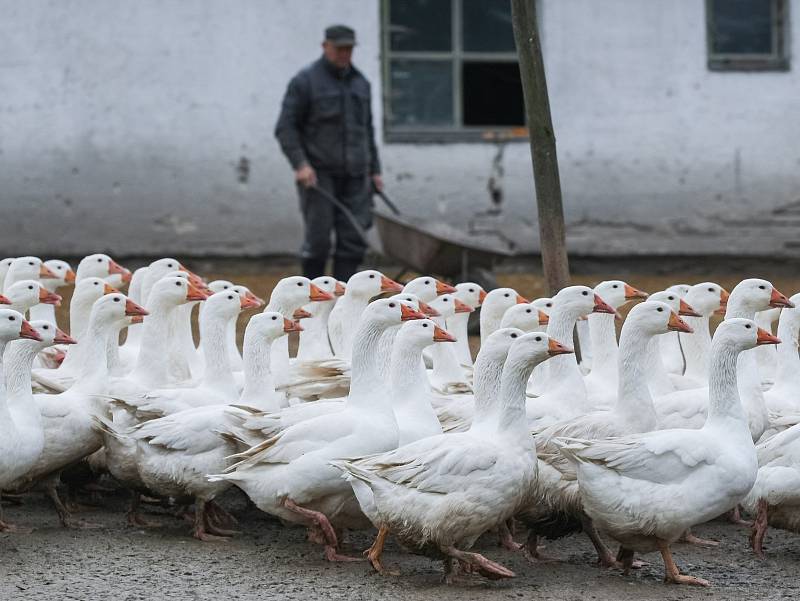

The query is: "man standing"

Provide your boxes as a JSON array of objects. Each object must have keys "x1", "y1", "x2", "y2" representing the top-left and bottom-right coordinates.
[{"x1": 275, "y1": 25, "x2": 382, "y2": 281}]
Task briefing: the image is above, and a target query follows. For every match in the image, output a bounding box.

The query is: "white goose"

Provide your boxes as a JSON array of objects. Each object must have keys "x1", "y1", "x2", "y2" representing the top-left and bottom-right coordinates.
[
  {"x1": 296, "y1": 276, "x2": 345, "y2": 361},
  {"x1": 336, "y1": 330, "x2": 572, "y2": 581},
  {"x1": 5, "y1": 280, "x2": 61, "y2": 316},
  {"x1": 755, "y1": 307, "x2": 781, "y2": 386},
  {"x1": 402, "y1": 276, "x2": 456, "y2": 303},
  {"x1": 660, "y1": 283, "x2": 692, "y2": 375},
  {"x1": 29, "y1": 259, "x2": 76, "y2": 325},
  {"x1": 479, "y1": 287, "x2": 528, "y2": 344},
  {"x1": 559, "y1": 318, "x2": 776, "y2": 586},
  {"x1": 447, "y1": 283, "x2": 486, "y2": 368},
  {"x1": 209, "y1": 299, "x2": 426, "y2": 560},
  {"x1": 427, "y1": 294, "x2": 473, "y2": 394},
  {"x1": 521, "y1": 301, "x2": 692, "y2": 566},
  {"x1": 762, "y1": 293, "x2": 800, "y2": 428},
  {"x1": 0, "y1": 257, "x2": 15, "y2": 291},
  {"x1": 3, "y1": 256, "x2": 57, "y2": 293},
  {"x1": 0, "y1": 310, "x2": 46, "y2": 531},
  {"x1": 74, "y1": 253, "x2": 130, "y2": 285}
]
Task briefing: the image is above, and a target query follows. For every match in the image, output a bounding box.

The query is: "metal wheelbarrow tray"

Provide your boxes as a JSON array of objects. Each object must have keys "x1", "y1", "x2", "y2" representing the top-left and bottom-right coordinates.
[{"x1": 373, "y1": 207, "x2": 516, "y2": 280}]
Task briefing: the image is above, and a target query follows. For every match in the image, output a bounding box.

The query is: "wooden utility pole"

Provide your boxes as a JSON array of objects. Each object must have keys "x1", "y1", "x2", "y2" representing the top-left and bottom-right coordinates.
[{"x1": 511, "y1": 0, "x2": 571, "y2": 294}]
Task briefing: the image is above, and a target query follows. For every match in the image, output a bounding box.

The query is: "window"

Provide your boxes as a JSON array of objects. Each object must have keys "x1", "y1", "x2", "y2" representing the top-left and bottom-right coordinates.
[
  {"x1": 382, "y1": 0, "x2": 526, "y2": 142},
  {"x1": 706, "y1": 0, "x2": 790, "y2": 71}
]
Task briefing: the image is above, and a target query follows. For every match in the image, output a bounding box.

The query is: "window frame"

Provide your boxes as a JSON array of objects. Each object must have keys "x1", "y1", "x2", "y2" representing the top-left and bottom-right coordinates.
[
  {"x1": 381, "y1": 0, "x2": 527, "y2": 143},
  {"x1": 706, "y1": 0, "x2": 791, "y2": 72}
]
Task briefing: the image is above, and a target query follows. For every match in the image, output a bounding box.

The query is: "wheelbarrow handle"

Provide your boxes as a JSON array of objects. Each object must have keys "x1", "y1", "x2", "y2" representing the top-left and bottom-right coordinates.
[
  {"x1": 372, "y1": 187, "x2": 401, "y2": 216},
  {"x1": 308, "y1": 184, "x2": 375, "y2": 251}
]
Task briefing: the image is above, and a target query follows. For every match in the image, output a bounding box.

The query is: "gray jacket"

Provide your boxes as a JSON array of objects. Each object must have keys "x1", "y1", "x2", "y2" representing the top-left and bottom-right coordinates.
[{"x1": 275, "y1": 56, "x2": 381, "y2": 176}]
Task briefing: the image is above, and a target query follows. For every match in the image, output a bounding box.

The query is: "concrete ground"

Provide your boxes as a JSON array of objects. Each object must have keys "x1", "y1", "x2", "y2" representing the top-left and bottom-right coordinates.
[{"x1": 1, "y1": 489, "x2": 798, "y2": 601}]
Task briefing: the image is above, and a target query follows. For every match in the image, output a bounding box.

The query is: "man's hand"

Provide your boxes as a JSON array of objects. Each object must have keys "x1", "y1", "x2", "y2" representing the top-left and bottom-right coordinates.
[
  {"x1": 371, "y1": 174, "x2": 384, "y2": 193},
  {"x1": 295, "y1": 164, "x2": 317, "y2": 188}
]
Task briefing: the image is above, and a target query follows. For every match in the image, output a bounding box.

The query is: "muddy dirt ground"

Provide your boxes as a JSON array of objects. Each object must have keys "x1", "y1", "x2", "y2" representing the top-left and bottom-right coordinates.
[
  {"x1": 5, "y1": 258, "x2": 799, "y2": 600},
  {"x1": 1, "y1": 489, "x2": 799, "y2": 601}
]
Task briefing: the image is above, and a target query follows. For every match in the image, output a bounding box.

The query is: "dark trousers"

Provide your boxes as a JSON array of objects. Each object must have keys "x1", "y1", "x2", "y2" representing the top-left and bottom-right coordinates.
[{"x1": 298, "y1": 172, "x2": 372, "y2": 281}]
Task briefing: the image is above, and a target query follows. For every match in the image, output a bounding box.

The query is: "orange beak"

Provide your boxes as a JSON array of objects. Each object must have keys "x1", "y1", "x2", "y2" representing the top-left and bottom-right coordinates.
[
  {"x1": 39, "y1": 263, "x2": 58, "y2": 279},
  {"x1": 770, "y1": 287, "x2": 795, "y2": 309},
  {"x1": 107, "y1": 259, "x2": 126, "y2": 276},
  {"x1": 678, "y1": 299, "x2": 702, "y2": 317},
  {"x1": 54, "y1": 328, "x2": 77, "y2": 345},
  {"x1": 435, "y1": 280, "x2": 457, "y2": 295},
  {"x1": 400, "y1": 303, "x2": 426, "y2": 321},
  {"x1": 592, "y1": 294, "x2": 616, "y2": 315},
  {"x1": 239, "y1": 294, "x2": 261, "y2": 310},
  {"x1": 103, "y1": 283, "x2": 119, "y2": 294},
  {"x1": 453, "y1": 298, "x2": 473, "y2": 314},
  {"x1": 245, "y1": 290, "x2": 265, "y2": 307},
  {"x1": 720, "y1": 288, "x2": 730, "y2": 305},
  {"x1": 516, "y1": 293, "x2": 529, "y2": 304},
  {"x1": 292, "y1": 308, "x2": 312, "y2": 320},
  {"x1": 433, "y1": 324, "x2": 457, "y2": 342},
  {"x1": 478, "y1": 289, "x2": 487, "y2": 305},
  {"x1": 186, "y1": 282, "x2": 210, "y2": 302},
  {"x1": 64, "y1": 269, "x2": 76, "y2": 284},
  {"x1": 20, "y1": 320, "x2": 42, "y2": 341},
  {"x1": 309, "y1": 282, "x2": 334, "y2": 302},
  {"x1": 0, "y1": 295, "x2": 10, "y2": 305},
  {"x1": 380, "y1": 275, "x2": 403, "y2": 293},
  {"x1": 667, "y1": 312, "x2": 694, "y2": 333},
  {"x1": 39, "y1": 289, "x2": 62, "y2": 306},
  {"x1": 121, "y1": 268, "x2": 133, "y2": 283},
  {"x1": 418, "y1": 300, "x2": 440, "y2": 317},
  {"x1": 624, "y1": 284, "x2": 649, "y2": 301},
  {"x1": 538, "y1": 310, "x2": 550, "y2": 326},
  {"x1": 547, "y1": 338, "x2": 574, "y2": 356},
  {"x1": 756, "y1": 327, "x2": 781, "y2": 346},
  {"x1": 283, "y1": 317, "x2": 303, "y2": 333},
  {"x1": 124, "y1": 298, "x2": 149, "y2": 317},
  {"x1": 334, "y1": 281, "x2": 346, "y2": 297}
]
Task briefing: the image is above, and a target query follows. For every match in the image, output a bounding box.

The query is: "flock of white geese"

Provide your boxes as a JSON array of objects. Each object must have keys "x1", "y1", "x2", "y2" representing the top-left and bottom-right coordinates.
[{"x1": 2, "y1": 254, "x2": 800, "y2": 587}]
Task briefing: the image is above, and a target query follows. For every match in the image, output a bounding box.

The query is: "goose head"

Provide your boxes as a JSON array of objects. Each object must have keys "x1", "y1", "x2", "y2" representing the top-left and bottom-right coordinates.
[
  {"x1": 388, "y1": 292, "x2": 421, "y2": 313},
  {"x1": 684, "y1": 282, "x2": 728, "y2": 317},
  {"x1": 89, "y1": 292, "x2": 149, "y2": 330},
  {"x1": 346, "y1": 270, "x2": 402, "y2": 299},
  {"x1": 402, "y1": 276, "x2": 456, "y2": 302},
  {"x1": 43, "y1": 260, "x2": 76, "y2": 289},
  {"x1": 8, "y1": 256, "x2": 56, "y2": 282},
  {"x1": 714, "y1": 318, "x2": 780, "y2": 352},
  {"x1": 208, "y1": 280, "x2": 235, "y2": 293},
  {"x1": 648, "y1": 290, "x2": 700, "y2": 317},
  {"x1": 395, "y1": 319, "x2": 457, "y2": 353},
  {"x1": 77, "y1": 253, "x2": 130, "y2": 282},
  {"x1": 230, "y1": 285, "x2": 264, "y2": 310},
  {"x1": 361, "y1": 297, "x2": 426, "y2": 330},
  {"x1": 247, "y1": 311, "x2": 303, "y2": 344},
  {"x1": 0, "y1": 258, "x2": 15, "y2": 281},
  {"x1": 500, "y1": 303, "x2": 549, "y2": 332},
  {"x1": 149, "y1": 275, "x2": 208, "y2": 308},
  {"x1": 310, "y1": 276, "x2": 342, "y2": 304},
  {"x1": 507, "y1": 331, "x2": 574, "y2": 371},
  {"x1": 454, "y1": 282, "x2": 487, "y2": 309},
  {"x1": 24, "y1": 320, "x2": 77, "y2": 349},
  {"x1": 0, "y1": 309, "x2": 41, "y2": 342},
  {"x1": 552, "y1": 285, "x2": 615, "y2": 319},
  {"x1": 203, "y1": 290, "x2": 256, "y2": 323},
  {"x1": 593, "y1": 280, "x2": 648, "y2": 310},
  {"x1": 627, "y1": 300, "x2": 693, "y2": 337},
  {"x1": 6, "y1": 280, "x2": 62, "y2": 312},
  {"x1": 270, "y1": 275, "x2": 334, "y2": 312},
  {"x1": 483, "y1": 288, "x2": 529, "y2": 320},
  {"x1": 667, "y1": 283, "x2": 691, "y2": 297},
  {"x1": 73, "y1": 277, "x2": 118, "y2": 309},
  {"x1": 477, "y1": 327, "x2": 526, "y2": 365},
  {"x1": 728, "y1": 278, "x2": 794, "y2": 315},
  {"x1": 429, "y1": 293, "x2": 473, "y2": 321}
]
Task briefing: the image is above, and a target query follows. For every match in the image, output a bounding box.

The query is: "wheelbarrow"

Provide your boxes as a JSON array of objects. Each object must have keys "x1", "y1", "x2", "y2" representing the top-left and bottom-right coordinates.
[{"x1": 310, "y1": 185, "x2": 516, "y2": 291}]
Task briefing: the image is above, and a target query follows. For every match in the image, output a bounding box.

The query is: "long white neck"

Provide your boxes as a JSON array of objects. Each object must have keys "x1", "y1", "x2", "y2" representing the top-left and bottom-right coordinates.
[
  {"x1": 681, "y1": 314, "x2": 712, "y2": 381},
  {"x1": 69, "y1": 294, "x2": 96, "y2": 340},
  {"x1": 447, "y1": 312, "x2": 473, "y2": 367},
  {"x1": 331, "y1": 294, "x2": 371, "y2": 360},
  {"x1": 772, "y1": 312, "x2": 800, "y2": 390},
  {"x1": 199, "y1": 310, "x2": 236, "y2": 395},
  {"x1": 29, "y1": 303, "x2": 57, "y2": 325},
  {"x1": 5, "y1": 341, "x2": 42, "y2": 428},
  {"x1": 131, "y1": 298, "x2": 179, "y2": 387},
  {"x1": 470, "y1": 349, "x2": 507, "y2": 425},
  {"x1": 122, "y1": 268, "x2": 148, "y2": 346},
  {"x1": 493, "y1": 352, "x2": 540, "y2": 436},
  {"x1": 266, "y1": 297, "x2": 297, "y2": 387},
  {"x1": 613, "y1": 322, "x2": 657, "y2": 429},
  {"x1": 644, "y1": 335, "x2": 676, "y2": 397},
  {"x1": 239, "y1": 331, "x2": 280, "y2": 411},
  {"x1": 587, "y1": 312, "x2": 618, "y2": 379},
  {"x1": 391, "y1": 339, "x2": 435, "y2": 416},
  {"x1": 297, "y1": 300, "x2": 335, "y2": 361},
  {"x1": 0, "y1": 340, "x2": 11, "y2": 424},
  {"x1": 480, "y1": 306, "x2": 506, "y2": 345},
  {"x1": 540, "y1": 305, "x2": 587, "y2": 401},
  {"x1": 71, "y1": 315, "x2": 112, "y2": 394},
  {"x1": 705, "y1": 336, "x2": 748, "y2": 430},
  {"x1": 346, "y1": 319, "x2": 393, "y2": 413}
]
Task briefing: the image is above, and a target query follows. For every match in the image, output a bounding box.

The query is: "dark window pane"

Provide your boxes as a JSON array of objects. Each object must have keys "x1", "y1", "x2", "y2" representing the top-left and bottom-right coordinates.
[
  {"x1": 462, "y1": 62, "x2": 524, "y2": 126},
  {"x1": 463, "y1": 0, "x2": 516, "y2": 52},
  {"x1": 390, "y1": 60, "x2": 454, "y2": 126},
  {"x1": 389, "y1": 0, "x2": 452, "y2": 52},
  {"x1": 710, "y1": 0, "x2": 774, "y2": 54}
]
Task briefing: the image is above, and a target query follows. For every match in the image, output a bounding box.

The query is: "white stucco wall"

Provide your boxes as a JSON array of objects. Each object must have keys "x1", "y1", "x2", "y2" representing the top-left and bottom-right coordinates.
[{"x1": 1, "y1": 0, "x2": 798, "y2": 259}]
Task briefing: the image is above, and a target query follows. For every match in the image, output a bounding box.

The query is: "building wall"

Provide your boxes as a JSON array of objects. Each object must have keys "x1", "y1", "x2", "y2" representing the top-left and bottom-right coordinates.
[{"x1": 1, "y1": 0, "x2": 798, "y2": 259}]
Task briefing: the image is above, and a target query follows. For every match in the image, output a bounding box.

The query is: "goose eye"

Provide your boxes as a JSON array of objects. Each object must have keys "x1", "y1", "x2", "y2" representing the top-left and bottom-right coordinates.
[
  {"x1": 424, "y1": 280, "x2": 430, "y2": 285},
  {"x1": 510, "y1": 333, "x2": 518, "y2": 338},
  {"x1": 56, "y1": 266, "x2": 62, "y2": 270},
  {"x1": 28, "y1": 261, "x2": 34, "y2": 266},
  {"x1": 8, "y1": 316, "x2": 14, "y2": 321},
  {"x1": 297, "y1": 281, "x2": 303, "y2": 286},
  {"x1": 369, "y1": 274, "x2": 375, "y2": 279},
  {"x1": 175, "y1": 281, "x2": 182, "y2": 286},
  {"x1": 526, "y1": 309, "x2": 532, "y2": 313},
  {"x1": 422, "y1": 323, "x2": 428, "y2": 327},
  {"x1": 167, "y1": 263, "x2": 173, "y2": 268},
  {"x1": 223, "y1": 285, "x2": 229, "y2": 289},
  {"x1": 271, "y1": 315, "x2": 277, "y2": 320},
  {"x1": 668, "y1": 296, "x2": 674, "y2": 300},
  {"x1": 97, "y1": 258, "x2": 102, "y2": 263},
  {"x1": 469, "y1": 288, "x2": 474, "y2": 292},
  {"x1": 389, "y1": 302, "x2": 396, "y2": 308},
  {"x1": 443, "y1": 298, "x2": 449, "y2": 302},
  {"x1": 546, "y1": 303, "x2": 552, "y2": 307},
  {"x1": 745, "y1": 324, "x2": 752, "y2": 329},
  {"x1": 708, "y1": 288, "x2": 714, "y2": 292},
  {"x1": 43, "y1": 325, "x2": 49, "y2": 330},
  {"x1": 504, "y1": 293, "x2": 510, "y2": 298},
  {"x1": 535, "y1": 336, "x2": 541, "y2": 341},
  {"x1": 612, "y1": 284, "x2": 618, "y2": 288},
  {"x1": 759, "y1": 285, "x2": 766, "y2": 290},
  {"x1": 113, "y1": 297, "x2": 120, "y2": 302},
  {"x1": 657, "y1": 307, "x2": 663, "y2": 312},
  {"x1": 582, "y1": 291, "x2": 589, "y2": 296},
  {"x1": 94, "y1": 282, "x2": 99, "y2": 286},
  {"x1": 227, "y1": 295, "x2": 234, "y2": 300},
  {"x1": 28, "y1": 285, "x2": 33, "y2": 290}
]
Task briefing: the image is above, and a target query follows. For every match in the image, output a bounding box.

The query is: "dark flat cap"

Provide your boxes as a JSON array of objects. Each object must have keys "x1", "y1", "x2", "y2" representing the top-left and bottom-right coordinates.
[{"x1": 325, "y1": 24, "x2": 356, "y2": 46}]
